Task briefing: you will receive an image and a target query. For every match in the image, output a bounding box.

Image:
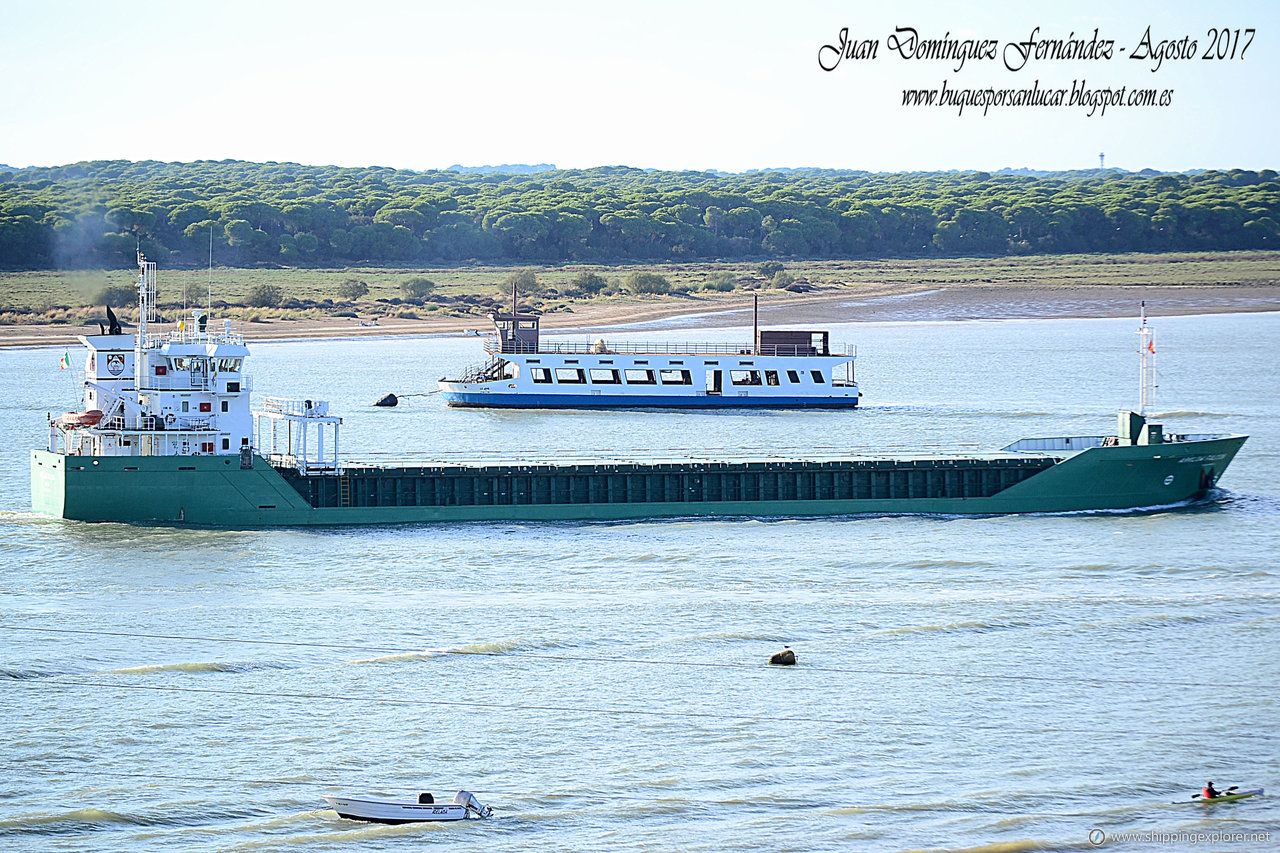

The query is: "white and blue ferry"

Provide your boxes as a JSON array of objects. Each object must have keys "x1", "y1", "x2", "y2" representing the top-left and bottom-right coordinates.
[{"x1": 437, "y1": 309, "x2": 859, "y2": 408}]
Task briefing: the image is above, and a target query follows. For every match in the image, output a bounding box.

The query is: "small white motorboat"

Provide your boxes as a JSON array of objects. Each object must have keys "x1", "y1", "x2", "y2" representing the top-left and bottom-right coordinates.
[{"x1": 324, "y1": 790, "x2": 493, "y2": 823}]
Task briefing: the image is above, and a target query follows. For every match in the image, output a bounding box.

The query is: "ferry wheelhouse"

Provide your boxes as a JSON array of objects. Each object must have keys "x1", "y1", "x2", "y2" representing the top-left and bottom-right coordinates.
[{"x1": 437, "y1": 309, "x2": 860, "y2": 409}]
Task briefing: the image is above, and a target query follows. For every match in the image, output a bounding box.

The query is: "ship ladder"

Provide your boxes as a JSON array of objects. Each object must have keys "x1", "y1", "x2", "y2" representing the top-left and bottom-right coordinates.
[{"x1": 339, "y1": 474, "x2": 352, "y2": 507}]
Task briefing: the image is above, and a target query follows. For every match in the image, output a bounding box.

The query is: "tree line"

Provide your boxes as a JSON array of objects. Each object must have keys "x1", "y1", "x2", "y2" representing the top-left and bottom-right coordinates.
[{"x1": 0, "y1": 160, "x2": 1276, "y2": 271}]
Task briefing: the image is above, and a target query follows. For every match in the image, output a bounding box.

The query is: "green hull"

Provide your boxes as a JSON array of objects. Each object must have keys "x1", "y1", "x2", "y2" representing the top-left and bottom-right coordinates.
[{"x1": 31, "y1": 434, "x2": 1247, "y2": 527}]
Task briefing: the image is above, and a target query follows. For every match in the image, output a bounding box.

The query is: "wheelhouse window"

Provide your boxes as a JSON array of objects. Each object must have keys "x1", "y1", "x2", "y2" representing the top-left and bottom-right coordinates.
[
  {"x1": 530, "y1": 367, "x2": 552, "y2": 384},
  {"x1": 659, "y1": 369, "x2": 692, "y2": 385},
  {"x1": 786, "y1": 370, "x2": 801, "y2": 383},
  {"x1": 589, "y1": 368, "x2": 621, "y2": 384},
  {"x1": 730, "y1": 370, "x2": 762, "y2": 386},
  {"x1": 624, "y1": 369, "x2": 656, "y2": 385},
  {"x1": 810, "y1": 369, "x2": 825, "y2": 384},
  {"x1": 765, "y1": 370, "x2": 780, "y2": 386},
  {"x1": 555, "y1": 368, "x2": 586, "y2": 383}
]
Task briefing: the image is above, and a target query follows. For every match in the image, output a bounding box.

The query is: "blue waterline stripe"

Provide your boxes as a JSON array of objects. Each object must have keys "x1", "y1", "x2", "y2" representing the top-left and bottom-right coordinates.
[{"x1": 440, "y1": 392, "x2": 859, "y2": 408}]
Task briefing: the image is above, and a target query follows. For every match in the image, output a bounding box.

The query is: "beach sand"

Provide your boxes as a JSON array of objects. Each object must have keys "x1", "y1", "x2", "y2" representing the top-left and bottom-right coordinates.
[{"x1": 3, "y1": 282, "x2": 1279, "y2": 348}]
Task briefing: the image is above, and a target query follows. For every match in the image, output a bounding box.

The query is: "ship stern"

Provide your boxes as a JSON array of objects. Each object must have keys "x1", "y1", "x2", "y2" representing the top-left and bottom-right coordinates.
[{"x1": 30, "y1": 450, "x2": 67, "y2": 518}]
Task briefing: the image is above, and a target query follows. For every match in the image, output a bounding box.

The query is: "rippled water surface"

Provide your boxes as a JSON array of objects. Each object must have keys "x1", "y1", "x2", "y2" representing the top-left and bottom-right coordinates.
[{"x1": 2, "y1": 312, "x2": 1277, "y2": 852}]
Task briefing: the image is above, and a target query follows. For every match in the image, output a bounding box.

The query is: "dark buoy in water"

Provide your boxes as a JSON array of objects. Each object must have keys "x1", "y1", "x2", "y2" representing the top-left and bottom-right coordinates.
[
  {"x1": 769, "y1": 646, "x2": 796, "y2": 666},
  {"x1": 374, "y1": 393, "x2": 399, "y2": 407}
]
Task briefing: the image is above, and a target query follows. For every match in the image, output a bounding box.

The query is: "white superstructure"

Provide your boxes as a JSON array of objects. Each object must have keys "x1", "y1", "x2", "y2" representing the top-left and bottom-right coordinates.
[
  {"x1": 46, "y1": 253, "x2": 337, "y2": 469},
  {"x1": 438, "y1": 310, "x2": 859, "y2": 409}
]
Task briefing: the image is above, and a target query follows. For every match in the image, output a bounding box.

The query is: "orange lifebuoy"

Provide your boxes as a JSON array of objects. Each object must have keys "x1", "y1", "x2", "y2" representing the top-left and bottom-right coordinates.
[{"x1": 165, "y1": 413, "x2": 176, "y2": 425}]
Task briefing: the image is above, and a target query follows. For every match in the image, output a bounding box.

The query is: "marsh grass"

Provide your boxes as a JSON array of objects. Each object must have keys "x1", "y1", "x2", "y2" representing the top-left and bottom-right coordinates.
[{"x1": 2, "y1": 251, "x2": 1277, "y2": 326}]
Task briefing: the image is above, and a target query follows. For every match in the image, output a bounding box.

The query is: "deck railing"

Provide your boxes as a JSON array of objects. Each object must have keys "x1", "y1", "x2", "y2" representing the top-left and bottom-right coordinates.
[
  {"x1": 484, "y1": 336, "x2": 854, "y2": 357},
  {"x1": 92, "y1": 415, "x2": 219, "y2": 433}
]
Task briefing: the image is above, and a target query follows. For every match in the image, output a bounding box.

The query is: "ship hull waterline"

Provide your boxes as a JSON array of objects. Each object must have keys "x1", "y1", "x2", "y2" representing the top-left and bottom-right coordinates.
[
  {"x1": 439, "y1": 391, "x2": 860, "y2": 409},
  {"x1": 31, "y1": 434, "x2": 1246, "y2": 527}
]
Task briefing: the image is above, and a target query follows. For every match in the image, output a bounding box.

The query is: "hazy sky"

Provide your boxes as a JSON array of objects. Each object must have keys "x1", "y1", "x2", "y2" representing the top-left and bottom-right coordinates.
[{"x1": 2, "y1": 0, "x2": 1276, "y2": 172}]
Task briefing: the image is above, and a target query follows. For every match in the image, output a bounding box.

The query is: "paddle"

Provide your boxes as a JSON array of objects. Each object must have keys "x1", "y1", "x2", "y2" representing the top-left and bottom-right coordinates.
[{"x1": 1191, "y1": 785, "x2": 1238, "y2": 800}]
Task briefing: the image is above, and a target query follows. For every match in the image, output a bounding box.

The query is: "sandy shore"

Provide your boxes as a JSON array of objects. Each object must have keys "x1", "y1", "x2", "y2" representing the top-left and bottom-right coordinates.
[{"x1": 3, "y1": 282, "x2": 1279, "y2": 349}]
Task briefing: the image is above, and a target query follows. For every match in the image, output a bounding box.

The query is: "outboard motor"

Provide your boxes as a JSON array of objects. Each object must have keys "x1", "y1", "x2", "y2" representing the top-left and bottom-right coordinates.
[{"x1": 453, "y1": 790, "x2": 493, "y2": 819}]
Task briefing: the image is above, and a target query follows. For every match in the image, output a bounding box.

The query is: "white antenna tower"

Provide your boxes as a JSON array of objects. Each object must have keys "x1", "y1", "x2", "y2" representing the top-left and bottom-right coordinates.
[
  {"x1": 207, "y1": 226, "x2": 214, "y2": 321},
  {"x1": 1137, "y1": 301, "x2": 1156, "y2": 414},
  {"x1": 136, "y1": 251, "x2": 158, "y2": 341}
]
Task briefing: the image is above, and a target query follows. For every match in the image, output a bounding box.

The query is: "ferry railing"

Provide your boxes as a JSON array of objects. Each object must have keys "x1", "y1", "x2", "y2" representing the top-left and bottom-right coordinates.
[
  {"x1": 484, "y1": 336, "x2": 856, "y2": 358},
  {"x1": 453, "y1": 356, "x2": 508, "y2": 383}
]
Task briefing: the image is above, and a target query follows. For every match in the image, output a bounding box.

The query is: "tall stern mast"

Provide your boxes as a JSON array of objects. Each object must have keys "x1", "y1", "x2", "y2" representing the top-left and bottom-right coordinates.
[{"x1": 1137, "y1": 301, "x2": 1156, "y2": 415}]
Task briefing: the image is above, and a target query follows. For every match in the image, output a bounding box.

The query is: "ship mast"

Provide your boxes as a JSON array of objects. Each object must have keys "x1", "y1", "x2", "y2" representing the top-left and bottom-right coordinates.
[
  {"x1": 136, "y1": 251, "x2": 158, "y2": 343},
  {"x1": 1137, "y1": 301, "x2": 1156, "y2": 415}
]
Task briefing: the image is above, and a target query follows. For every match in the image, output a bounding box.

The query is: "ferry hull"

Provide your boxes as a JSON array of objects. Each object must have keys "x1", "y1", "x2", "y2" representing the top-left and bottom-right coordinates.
[
  {"x1": 439, "y1": 390, "x2": 860, "y2": 409},
  {"x1": 31, "y1": 434, "x2": 1246, "y2": 527}
]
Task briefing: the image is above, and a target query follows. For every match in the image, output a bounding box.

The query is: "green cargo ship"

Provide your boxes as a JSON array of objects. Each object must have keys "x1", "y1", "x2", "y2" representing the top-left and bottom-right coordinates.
[{"x1": 30, "y1": 256, "x2": 1247, "y2": 527}]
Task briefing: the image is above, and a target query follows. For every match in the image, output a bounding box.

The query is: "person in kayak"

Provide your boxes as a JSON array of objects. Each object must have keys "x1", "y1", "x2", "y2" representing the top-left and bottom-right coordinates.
[{"x1": 1203, "y1": 782, "x2": 1221, "y2": 799}]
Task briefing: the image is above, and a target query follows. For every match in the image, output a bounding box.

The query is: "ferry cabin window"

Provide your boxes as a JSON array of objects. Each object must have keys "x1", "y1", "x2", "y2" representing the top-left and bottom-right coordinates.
[
  {"x1": 659, "y1": 369, "x2": 692, "y2": 385},
  {"x1": 810, "y1": 369, "x2": 825, "y2": 384},
  {"x1": 555, "y1": 368, "x2": 587, "y2": 383},
  {"x1": 530, "y1": 367, "x2": 552, "y2": 384},
  {"x1": 730, "y1": 370, "x2": 762, "y2": 386},
  {"x1": 589, "y1": 368, "x2": 621, "y2": 384},
  {"x1": 221, "y1": 401, "x2": 229, "y2": 413},
  {"x1": 765, "y1": 370, "x2": 780, "y2": 386},
  {"x1": 624, "y1": 369, "x2": 656, "y2": 385},
  {"x1": 786, "y1": 370, "x2": 801, "y2": 384}
]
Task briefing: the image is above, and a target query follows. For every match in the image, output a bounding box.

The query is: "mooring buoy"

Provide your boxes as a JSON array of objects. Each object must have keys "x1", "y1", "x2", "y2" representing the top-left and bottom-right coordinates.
[{"x1": 769, "y1": 646, "x2": 796, "y2": 666}]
